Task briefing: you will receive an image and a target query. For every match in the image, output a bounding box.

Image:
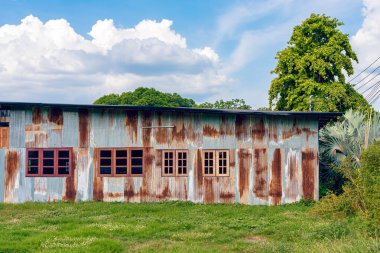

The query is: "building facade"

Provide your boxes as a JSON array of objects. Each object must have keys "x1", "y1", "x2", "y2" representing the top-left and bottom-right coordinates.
[{"x1": 0, "y1": 102, "x2": 340, "y2": 205}]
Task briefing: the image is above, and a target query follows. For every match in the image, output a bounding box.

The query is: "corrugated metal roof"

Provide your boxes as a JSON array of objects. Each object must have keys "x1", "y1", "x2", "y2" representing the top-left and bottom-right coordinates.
[{"x1": 0, "y1": 101, "x2": 341, "y2": 128}]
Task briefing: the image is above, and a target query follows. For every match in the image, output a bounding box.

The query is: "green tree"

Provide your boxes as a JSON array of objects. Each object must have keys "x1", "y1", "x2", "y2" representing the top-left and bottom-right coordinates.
[
  {"x1": 94, "y1": 87, "x2": 196, "y2": 107},
  {"x1": 196, "y1": 99, "x2": 251, "y2": 110},
  {"x1": 269, "y1": 14, "x2": 370, "y2": 112}
]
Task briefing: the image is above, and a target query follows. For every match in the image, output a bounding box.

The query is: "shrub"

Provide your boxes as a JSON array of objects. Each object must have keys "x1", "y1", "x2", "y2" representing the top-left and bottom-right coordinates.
[{"x1": 314, "y1": 141, "x2": 380, "y2": 236}]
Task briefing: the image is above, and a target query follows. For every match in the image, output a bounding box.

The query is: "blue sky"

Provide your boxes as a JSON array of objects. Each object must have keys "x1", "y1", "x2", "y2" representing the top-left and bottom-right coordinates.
[{"x1": 0, "y1": 0, "x2": 378, "y2": 109}]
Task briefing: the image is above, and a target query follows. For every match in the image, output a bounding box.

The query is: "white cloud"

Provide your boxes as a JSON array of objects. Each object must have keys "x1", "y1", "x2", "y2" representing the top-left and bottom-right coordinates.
[
  {"x1": 351, "y1": 0, "x2": 380, "y2": 108},
  {"x1": 0, "y1": 15, "x2": 225, "y2": 103}
]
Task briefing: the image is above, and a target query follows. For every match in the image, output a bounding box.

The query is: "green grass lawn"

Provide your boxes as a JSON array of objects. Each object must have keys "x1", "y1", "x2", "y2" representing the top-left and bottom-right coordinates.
[{"x1": 0, "y1": 202, "x2": 378, "y2": 253}]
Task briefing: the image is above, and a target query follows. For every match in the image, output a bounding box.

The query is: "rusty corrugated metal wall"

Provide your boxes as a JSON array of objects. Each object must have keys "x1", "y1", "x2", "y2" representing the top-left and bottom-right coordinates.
[{"x1": 0, "y1": 107, "x2": 319, "y2": 204}]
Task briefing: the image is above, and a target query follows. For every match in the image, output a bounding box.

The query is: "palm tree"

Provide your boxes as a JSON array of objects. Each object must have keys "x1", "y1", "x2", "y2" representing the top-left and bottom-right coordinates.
[{"x1": 319, "y1": 109, "x2": 380, "y2": 169}]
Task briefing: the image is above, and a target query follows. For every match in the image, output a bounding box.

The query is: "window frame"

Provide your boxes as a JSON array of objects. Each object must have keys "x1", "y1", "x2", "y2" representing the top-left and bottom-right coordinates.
[
  {"x1": 25, "y1": 148, "x2": 73, "y2": 177},
  {"x1": 97, "y1": 148, "x2": 144, "y2": 177},
  {"x1": 202, "y1": 149, "x2": 230, "y2": 177},
  {"x1": 161, "y1": 149, "x2": 188, "y2": 177}
]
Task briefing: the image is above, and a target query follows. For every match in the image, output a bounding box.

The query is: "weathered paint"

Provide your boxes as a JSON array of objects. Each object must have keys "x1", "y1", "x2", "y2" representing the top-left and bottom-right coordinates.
[
  {"x1": 0, "y1": 106, "x2": 320, "y2": 204},
  {"x1": 0, "y1": 127, "x2": 9, "y2": 148}
]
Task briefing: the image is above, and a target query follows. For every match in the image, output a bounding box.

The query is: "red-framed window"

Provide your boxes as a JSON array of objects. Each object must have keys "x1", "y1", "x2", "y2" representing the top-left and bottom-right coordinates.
[
  {"x1": 202, "y1": 150, "x2": 229, "y2": 177},
  {"x1": 26, "y1": 148, "x2": 72, "y2": 177},
  {"x1": 98, "y1": 148, "x2": 143, "y2": 177},
  {"x1": 162, "y1": 150, "x2": 188, "y2": 177}
]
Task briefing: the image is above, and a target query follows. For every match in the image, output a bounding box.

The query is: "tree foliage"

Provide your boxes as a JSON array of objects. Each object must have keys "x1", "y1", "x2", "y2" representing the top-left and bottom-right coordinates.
[
  {"x1": 94, "y1": 87, "x2": 196, "y2": 107},
  {"x1": 196, "y1": 99, "x2": 251, "y2": 110},
  {"x1": 269, "y1": 14, "x2": 370, "y2": 112},
  {"x1": 94, "y1": 87, "x2": 252, "y2": 110}
]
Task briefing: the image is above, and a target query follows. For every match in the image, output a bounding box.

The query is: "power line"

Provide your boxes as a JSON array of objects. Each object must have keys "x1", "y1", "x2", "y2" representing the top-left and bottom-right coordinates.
[
  {"x1": 348, "y1": 56, "x2": 380, "y2": 83},
  {"x1": 361, "y1": 80, "x2": 380, "y2": 95},
  {"x1": 369, "y1": 90, "x2": 380, "y2": 104},
  {"x1": 356, "y1": 71, "x2": 380, "y2": 90},
  {"x1": 366, "y1": 87, "x2": 380, "y2": 101},
  {"x1": 370, "y1": 93, "x2": 380, "y2": 104},
  {"x1": 353, "y1": 64, "x2": 380, "y2": 86}
]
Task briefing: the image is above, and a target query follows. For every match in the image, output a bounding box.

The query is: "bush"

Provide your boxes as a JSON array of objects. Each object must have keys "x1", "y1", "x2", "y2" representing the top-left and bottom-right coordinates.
[{"x1": 314, "y1": 141, "x2": 380, "y2": 236}]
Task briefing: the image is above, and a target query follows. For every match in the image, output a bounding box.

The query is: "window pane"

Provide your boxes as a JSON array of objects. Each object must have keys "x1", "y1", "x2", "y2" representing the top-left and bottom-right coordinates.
[
  {"x1": 219, "y1": 152, "x2": 223, "y2": 159},
  {"x1": 183, "y1": 152, "x2": 187, "y2": 159},
  {"x1": 28, "y1": 167, "x2": 38, "y2": 174},
  {"x1": 100, "y1": 159, "x2": 111, "y2": 166},
  {"x1": 116, "y1": 159, "x2": 127, "y2": 166},
  {"x1": 58, "y1": 167, "x2": 70, "y2": 175},
  {"x1": 169, "y1": 167, "x2": 173, "y2": 174},
  {"x1": 43, "y1": 150, "x2": 54, "y2": 158},
  {"x1": 28, "y1": 159, "x2": 38, "y2": 166},
  {"x1": 169, "y1": 152, "x2": 173, "y2": 159},
  {"x1": 210, "y1": 168, "x2": 213, "y2": 174},
  {"x1": 58, "y1": 150, "x2": 69, "y2": 158},
  {"x1": 43, "y1": 159, "x2": 54, "y2": 166},
  {"x1": 131, "y1": 158, "x2": 142, "y2": 166},
  {"x1": 131, "y1": 150, "x2": 143, "y2": 157},
  {"x1": 210, "y1": 152, "x2": 213, "y2": 159},
  {"x1": 58, "y1": 159, "x2": 69, "y2": 167},
  {"x1": 116, "y1": 150, "x2": 127, "y2": 157},
  {"x1": 183, "y1": 160, "x2": 187, "y2": 166},
  {"x1": 116, "y1": 167, "x2": 127, "y2": 174},
  {"x1": 100, "y1": 167, "x2": 112, "y2": 174},
  {"x1": 43, "y1": 167, "x2": 54, "y2": 175},
  {"x1": 28, "y1": 151, "x2": 38, "y2": 158},
  {"x1": 178, "y1": 160, "x2": 182, "y2": 166},
  {"x1": 205, "y1": 152, "x2": 208, "y2": 159},
  {"x1": 100, "y1": 150, "x2": 112, "y2": 157},
  {"x1": 183, "y1": 168, "x2": 187, "y2": 174},
  {"x1": 164, "y1": 167, "x2": 169, "y2": 174},
  {"x1": 178, "y1": 152, "x2": 182, "y2": 159},
  {"x1": 131, "y1": 167, "x2": 143, "y2": 174}
]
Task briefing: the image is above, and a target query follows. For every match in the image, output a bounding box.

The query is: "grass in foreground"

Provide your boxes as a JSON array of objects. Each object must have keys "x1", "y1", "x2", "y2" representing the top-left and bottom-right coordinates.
[{"x1": 0, "y1": 201, "x2": 378, "y2": 253}]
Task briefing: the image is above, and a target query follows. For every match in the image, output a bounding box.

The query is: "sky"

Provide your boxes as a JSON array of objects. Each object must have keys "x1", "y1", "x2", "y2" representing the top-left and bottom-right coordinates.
[{"x1": 0, "y1": 0, "x2": 379, "y2": 110}]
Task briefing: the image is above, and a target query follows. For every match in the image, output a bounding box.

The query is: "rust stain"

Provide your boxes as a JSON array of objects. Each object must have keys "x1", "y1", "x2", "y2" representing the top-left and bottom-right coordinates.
[
  {"x1": 252, "y1": 118, "x2": 265, "y2": 142},
  {"x1": 204, "y1": 178, "x2": 215, "y2": 204},
  {"x1": 155, "y1": 112, "x2": 169, "y2": 145},
  {"x1": 270, "y1": 149, "x2": 282, "y2": 205},
  {"x1": 32, "y1": 107, "x2": 43, "y2": 125},
  {"x1": 287, "y1": 152, "x2": 298, "y2": 201},
  {"x1": 142, "y1": 111, "x2": 152, "y2": 147},
  {"x1": 282, "y1": 119, "x2": 316, "y2": 141},
  {"x1": 5, "y1": 151, "x2": 19, "y2": 202},
  {"x1": 253, "y1": 148, "x2": 268, "y2": 200},
  {"x1": 220, "y1": 115, "x2": 233, "y2": 135},
  {"x1": 203, "y1": 124, "x2": 219, "y2": 138},
  {"x1": 238, "y1": 149, "x2": 251, "y2": 203},
  {"x1": 0, "y1": 127, "x2": 9, "y2": 148},
  {"x1": 220, "y1": 191, "x2": 234, "y2": 201},
  {"x1": 235, "y1": 115, "x2": 248, "y2": 140},
  {"x1": 302, "y1": 149, "x2": 315, "y2": 200},
  {"x1": 48, "y1": 107, "x2": 63, "y2": 126},
  {"x1": 78, "y1": 109, "x2": 89, "y2": 148},
  {"x1": 125, "y1": 111, "x2": 138, "y2": 144},
  {"x1": 158, "y1": 183, "x2": 171, "y2": 200},
  {"x1": 107, "y1": 192, "x2": 123, "y2": 198},
  {"x1": 140, "y1": 147, "x2": 154, "y2": 202},
  {"x1": 93, "y1": 149, "x2": 104, "y2": 201},
  {"x1": 195, "y1": 149, "x2": 203, "y2": 201},
  {"x1": 268, "y1": 120, "x2": 278, "y2": 142},
  {"x1": 63, "y1": 149, "x2": 76, "y2": 201},
  {"x1": 229, "y1": 149, "x2": 236, "y2": 168},
  {"x1": 172, "y1": 113, "x2": 186, "y2": 144},
  {"x1": 124, "y1": 177, "x2": 135, "y2": 202}
]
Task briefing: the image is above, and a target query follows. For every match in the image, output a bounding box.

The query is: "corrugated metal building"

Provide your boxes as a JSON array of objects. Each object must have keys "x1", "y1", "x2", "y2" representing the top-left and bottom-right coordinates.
[{"x1": 0, "y1": 102, "x2": 340, "y2": 205}]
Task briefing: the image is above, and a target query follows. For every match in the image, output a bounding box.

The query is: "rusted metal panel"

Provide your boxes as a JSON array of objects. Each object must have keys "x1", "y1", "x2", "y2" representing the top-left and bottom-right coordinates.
[
  {"x1": 253, "y1": 148, "x2": 268, "y2": 202},
  {"x1": 1, "y1": 106, "x2": 321, "y2": 204},
  {"x1": 302, "y1": 148, "x2": 317, "y2": 200},
  {"x1": 0, "y1": 127, "x2": 9, "y2": 148},
  {"x1": 269, "y1": 148, "x2": 282, "y2": 205},
  {"x1": 0, "y1": 149, "x2": 4, "y2": 202}
]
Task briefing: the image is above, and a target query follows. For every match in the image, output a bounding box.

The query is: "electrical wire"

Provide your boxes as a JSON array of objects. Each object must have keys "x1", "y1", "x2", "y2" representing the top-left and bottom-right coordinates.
[
  {"x1": 361, "y1": 80, "x2": 380, "y2": 95},
  {"x1": 355, "y1": 72, "x2": 380, "y2": 90},
  {"x1": 348, "y1": 56, "x2": 380, "y2": 83},
  {"x1": 353, "y1": 64, "x2": 380, "y2": 86}
]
